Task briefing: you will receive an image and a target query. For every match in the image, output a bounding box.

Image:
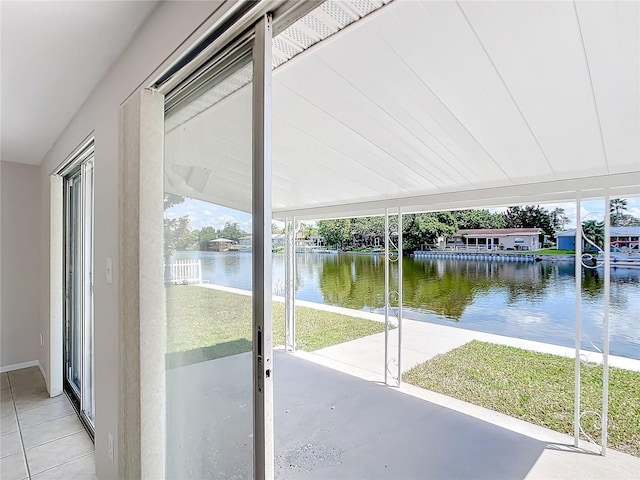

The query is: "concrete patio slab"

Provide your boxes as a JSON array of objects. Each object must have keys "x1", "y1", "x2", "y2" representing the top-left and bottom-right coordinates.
[
  {"x1": 295, "y1": 350, "x2": 640, "y2": 480},
  {"x1": 166, "y1": 351, "x2": 639, "y2": 479}
]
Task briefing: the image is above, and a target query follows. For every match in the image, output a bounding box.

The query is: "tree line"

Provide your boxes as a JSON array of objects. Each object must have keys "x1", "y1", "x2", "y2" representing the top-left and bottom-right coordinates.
[
  {"x1": 317, "y1": 201, "x2": 638, "y2": 251},
  {"x1": 317, "y1": 206, "x2": 568, "y2": 251},
  {"x1": 164, "y1": 193, "x2": 638, "y2": 256},
  {"x1": 164, "y1": 194, "x2": 250, "y2": 255}
]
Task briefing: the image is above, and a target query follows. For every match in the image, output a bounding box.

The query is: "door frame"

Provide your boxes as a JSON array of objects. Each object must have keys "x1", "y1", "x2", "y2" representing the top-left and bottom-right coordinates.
[{"x1": 50, "y1": 138, "x2": 96, "y2": 436}]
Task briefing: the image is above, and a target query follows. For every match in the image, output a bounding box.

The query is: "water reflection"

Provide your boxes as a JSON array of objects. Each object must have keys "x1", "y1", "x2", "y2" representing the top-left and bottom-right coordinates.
[
  {"x1": 174, "y1": 251, "x2": 640, "y2": 359},
  {"x1": 317, "y1": 255, "x2": 566, "y2": 319}
]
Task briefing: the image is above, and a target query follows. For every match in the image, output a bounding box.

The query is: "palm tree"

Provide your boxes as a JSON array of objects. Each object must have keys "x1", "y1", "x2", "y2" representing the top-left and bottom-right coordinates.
[
  {"x1": 298, "y1": 222, "x2": 317, "y2": 239},
  {"x1": 272, "y1": 222, "x2": 283, "y2": 235},
  {"x1": 581, "y1": 219, "x2": 604, "y2": 251},
  {"x1": 610, "y1": 198, "x2": 628, "y2": 226}
]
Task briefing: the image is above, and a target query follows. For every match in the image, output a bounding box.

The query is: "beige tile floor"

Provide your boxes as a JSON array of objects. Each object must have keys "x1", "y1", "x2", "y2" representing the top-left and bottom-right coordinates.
[{"x1": 0, "y1": 368, "x2": 95, "y2": 480}]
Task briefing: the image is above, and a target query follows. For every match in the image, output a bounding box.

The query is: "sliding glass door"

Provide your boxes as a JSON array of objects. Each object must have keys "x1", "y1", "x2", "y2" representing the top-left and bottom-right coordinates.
[
  {"x1": 64, "y1": 155, "x2": 95, "y2": 433},
  {"x1": 162, "y1": 15, "x2": 273, "y2": 479}
]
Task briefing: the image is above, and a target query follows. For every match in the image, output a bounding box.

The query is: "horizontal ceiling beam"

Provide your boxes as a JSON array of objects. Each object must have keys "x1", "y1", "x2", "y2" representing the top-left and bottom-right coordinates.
[{"x1": 274, "y1": 171, "x2": 640, "y2": 220}]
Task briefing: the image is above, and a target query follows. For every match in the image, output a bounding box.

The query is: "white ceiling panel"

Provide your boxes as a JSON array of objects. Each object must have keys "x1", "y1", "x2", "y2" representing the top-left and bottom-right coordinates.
[
  {"x1": 273, "y1": 115, "x2": 385, "y2": 199},
  {"x1": 459, "y1": 0, "x2": 607, "y2": 177},
  {"x1": 274, "y1": 81, "x2": 438, "y2": 192},
  {"x1": 385, "y1": 1, "x2": 554, "y2": 181},
  {"x1": 305, "y1": 35, "x2": 501, "y2": 187},
  {"x1": 276, "y1": 64, "x2": 459, "y2": 189},
  {"x1": 272, "y1": 113, "x2": 420, "y2": 199},
  {"x1": 164, "y1": 0, "x2": 639, "y2": 218},
  {"x1": 574, "y1": 0, "x2": 640, "y2": 174}
]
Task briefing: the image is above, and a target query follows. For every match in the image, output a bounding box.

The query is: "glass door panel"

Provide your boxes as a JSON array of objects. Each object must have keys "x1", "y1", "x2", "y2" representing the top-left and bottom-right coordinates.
[
  {"x1": 63, "y1": 154, "x2": 95, "y2": 433},
  {"x1": 66, "y1": 173, "x2": 82, "y2": 394},
  {"x1": 164, "y1": 46, "x2": 255, "y2": 479}
]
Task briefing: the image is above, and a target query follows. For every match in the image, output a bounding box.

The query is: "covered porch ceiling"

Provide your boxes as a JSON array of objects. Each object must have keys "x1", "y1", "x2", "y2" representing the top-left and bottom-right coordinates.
[{"x1": 164, "y1": 0, "x2": 640, "y2": 220}]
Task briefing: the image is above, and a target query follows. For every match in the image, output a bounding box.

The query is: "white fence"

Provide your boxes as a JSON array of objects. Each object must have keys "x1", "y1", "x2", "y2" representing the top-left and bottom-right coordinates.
[{"x1": 166, "y1": 259, "x2": 202, "y2": 284}]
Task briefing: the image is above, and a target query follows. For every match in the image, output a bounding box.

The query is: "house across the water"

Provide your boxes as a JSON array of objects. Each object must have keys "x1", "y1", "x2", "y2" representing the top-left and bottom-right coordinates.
[
  {"x1": 449, "y1": 228, "x2": 542, "y2": 251},
  {"x1": 238, "y1": 235, "x2": 252, "y2": 247},
  {"x1": 208, "y1": 238, "x2": 234, "y2": 252},
  {"x1": 556, "y1": 227, "x2": 640, "y2": 251}
]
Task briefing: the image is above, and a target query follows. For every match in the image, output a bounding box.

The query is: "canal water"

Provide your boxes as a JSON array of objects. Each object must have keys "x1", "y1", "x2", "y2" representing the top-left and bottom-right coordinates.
[{"x1": 174, "y1": 251, "x2": 640, "y2": 360}]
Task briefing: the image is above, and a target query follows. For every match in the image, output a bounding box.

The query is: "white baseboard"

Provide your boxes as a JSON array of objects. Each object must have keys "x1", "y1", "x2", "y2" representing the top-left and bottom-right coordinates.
[{"x1": 0, "y1": 360, "x2": 42, "y2": 373}]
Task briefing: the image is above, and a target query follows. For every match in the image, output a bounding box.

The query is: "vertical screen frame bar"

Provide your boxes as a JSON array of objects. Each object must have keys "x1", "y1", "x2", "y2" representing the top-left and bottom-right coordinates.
[
  {"x1": 252, "y1": 13, "x2": 274, "y2": 480},
  {"x1": 285, "y1": 217, "x2": 297, "y2": 352},
  {"x1": 384, "y1": 208, "x2": 389, "y2": 385},
  {"x1": 397, "y1": 207, "x2": 403, "y2": 387},
  {"x1": 573, "y1": 193, "x2": 582, "y2": 447},
  {"x1": 601, "y1": 194, "x2": 611, "y2": 455}
]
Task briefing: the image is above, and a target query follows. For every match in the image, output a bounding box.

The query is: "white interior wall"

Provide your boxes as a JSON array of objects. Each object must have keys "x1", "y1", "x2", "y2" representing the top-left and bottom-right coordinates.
[
  {"x1": 36, "y1": 2, "x2": 228, "y2": 478},
  {"x1": 1, "y1": 161, "x2": 43, "y2": 370}
]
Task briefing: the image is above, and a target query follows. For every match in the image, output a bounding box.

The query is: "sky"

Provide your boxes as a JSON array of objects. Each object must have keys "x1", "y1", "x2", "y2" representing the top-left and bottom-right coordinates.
[
  {"x1": 165, "y1": 196, "x2": 640, "y2": 232},
  {"x1": 164, "y1": 198, "x2": 252, "y2": 232}
]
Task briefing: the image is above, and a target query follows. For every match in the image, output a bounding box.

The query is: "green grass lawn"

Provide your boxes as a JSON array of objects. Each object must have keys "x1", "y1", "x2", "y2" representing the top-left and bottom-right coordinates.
[
  {"x1": 404, "y1": 341, "x2": 640, "y2": 457},
  {"x1": 531, "y1": 248, "x2": 575, "y2": 255},
  {"x1": 165, "y1": 285, "x2": 386, "y2": 368}
]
